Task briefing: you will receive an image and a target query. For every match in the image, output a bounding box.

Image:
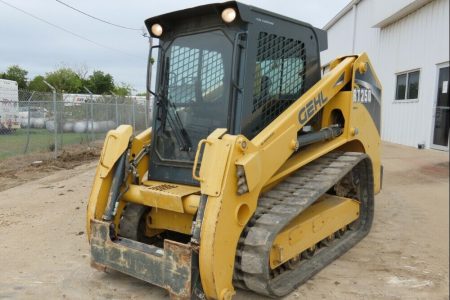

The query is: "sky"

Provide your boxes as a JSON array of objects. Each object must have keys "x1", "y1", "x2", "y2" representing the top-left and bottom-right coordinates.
[{"x1": 0, "y1": 0, "x2": 349, "y2": 94}]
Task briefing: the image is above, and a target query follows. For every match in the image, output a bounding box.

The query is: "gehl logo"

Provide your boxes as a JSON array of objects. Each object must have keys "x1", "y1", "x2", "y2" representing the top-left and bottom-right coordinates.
[{"x1": 298, "y1": 92, "x2": 328, "y2": 125}]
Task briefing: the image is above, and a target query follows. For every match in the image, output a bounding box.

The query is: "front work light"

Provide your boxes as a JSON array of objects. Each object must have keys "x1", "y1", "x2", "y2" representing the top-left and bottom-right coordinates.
[
  {"x1": 221, "y1": 8, "x2": 237, "y2": 23},
  {"x1": 151, "y1": 23, "x2": 163, "y2": 37}
]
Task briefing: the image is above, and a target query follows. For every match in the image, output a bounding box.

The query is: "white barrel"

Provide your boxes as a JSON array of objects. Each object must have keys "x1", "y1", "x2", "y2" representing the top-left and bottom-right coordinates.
[
  {"x1": 63, "y1": 122, "x2": 74, "y2": 132},
  {"x1": 92, "y1": 121, "x2": 101, "y2": 133},
  {"x1": 20, "y1": 119, "x2": 30, "y2": 128},
  {"x1": 45, "y1": 120, "x2": 55, "y2": 131},
  {"x1": 33, "y1": 118, "x2": 46, "y2": 129},
  {"x1": 73, "y1": 121, "x2": 88, "y2": 133},
  {"x1": 105, "y1": 120, "x2": 116, "y2": 130}
]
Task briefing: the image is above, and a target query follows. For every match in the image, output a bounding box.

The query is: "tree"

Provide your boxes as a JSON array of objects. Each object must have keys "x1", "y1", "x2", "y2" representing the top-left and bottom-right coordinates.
[
  {"x1": 45, "y1": 68, "x2": 83, "y2": 93},
  {"x1": 74, "y1": 63, "x2": 89, "y2": 80},
  {"x1": 86, "y1": 70, "x2": 114, "y2": 94},
  {"x1": 28, "y1": 75, "x2": 50, "y2": 92},
  {"x1": 113, "y1": 82, "x2": 133, "y2": 96},
  {"x1": 3, "y1": 64, "x2": 135, "y2": 96},
  {"x1": 0, "y1": 65, "x2": 28, "y2": 89}
]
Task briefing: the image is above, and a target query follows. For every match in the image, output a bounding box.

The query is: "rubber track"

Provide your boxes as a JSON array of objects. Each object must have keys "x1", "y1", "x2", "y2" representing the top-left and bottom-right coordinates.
[{"x1": 233, "y1": 152, "x2": 374, "y2": 297}]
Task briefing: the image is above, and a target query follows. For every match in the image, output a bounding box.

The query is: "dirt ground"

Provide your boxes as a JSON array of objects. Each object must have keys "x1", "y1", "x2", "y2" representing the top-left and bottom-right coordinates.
[
  {"x1": 0, "y1": 142, "x2": 448, "y2": 300},
  {"x1": 0, "y1": 144, "x2": 101, "y2": 192}
]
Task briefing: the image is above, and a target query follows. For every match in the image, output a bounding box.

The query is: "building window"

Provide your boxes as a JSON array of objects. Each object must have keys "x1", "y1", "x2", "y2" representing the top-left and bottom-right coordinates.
[
  {"x1": 395, "y1": 70, "x2": 420, "y2": 100},
  {"x1": 407, "y1": 71, "x2": 420, "y2": 99}
]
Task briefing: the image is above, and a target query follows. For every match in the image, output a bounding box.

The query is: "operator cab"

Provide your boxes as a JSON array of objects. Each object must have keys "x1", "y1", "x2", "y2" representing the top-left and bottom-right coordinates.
[{"x1": 145, "y1": 1, "x2": 327, "y2": 185}]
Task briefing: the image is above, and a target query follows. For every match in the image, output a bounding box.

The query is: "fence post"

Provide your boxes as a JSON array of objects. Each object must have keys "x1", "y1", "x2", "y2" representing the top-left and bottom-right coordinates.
[
  {"x1": 23, "y1": 91, "x2": 35, "y2": 154},
  {"x1": 84, "y1": 87, "x2": 94, "y2": 142},
  {"x1": 91, "y1": 95, "x2": 94, "y2": 141},
  {"x1": 84, "y1": 98, "x2": 89, "y2": 144},
  {"x1": 43, "y1": 81, "x2": 57, "y2": 159},
  {"x1": 132, "y1": 97, "x2": 136, "y2": 129},
  {"x1": 110, "y1": 91, "x2": 119, "y2": 127},
  {"x1": 60, "y1": 94, "x2": 64, "y2": 150},
  {"x1": 116, "y1": 97, "x2": 119, "y2": 127}
]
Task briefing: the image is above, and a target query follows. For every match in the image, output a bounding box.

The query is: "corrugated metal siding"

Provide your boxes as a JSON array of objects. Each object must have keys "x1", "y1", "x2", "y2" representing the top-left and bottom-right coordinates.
[
  {"x1": 353, "y1": 0, "x2": 381, "y2": 63},
  {"x1": 322, "y1": 0, "x2": 382, "y2": 67},
  {"x1": 321, "y1": 10, "x2": 354, "y2": 64},
  {"x1": 379, "y1": 0, "x2": 449, "y2": 147},
  {"x1": 322, "y1": 0, "x2": 449, "y2": 148}
]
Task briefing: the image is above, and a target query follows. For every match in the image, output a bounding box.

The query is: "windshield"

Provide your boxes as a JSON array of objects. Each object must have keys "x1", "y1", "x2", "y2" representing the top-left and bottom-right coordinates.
[{"x1": 154, "y1": 30, "x2": 233, "y2": 162}]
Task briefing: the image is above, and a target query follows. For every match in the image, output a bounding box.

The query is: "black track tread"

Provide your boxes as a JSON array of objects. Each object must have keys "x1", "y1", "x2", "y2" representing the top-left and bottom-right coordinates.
[{"x1": 233, "y1": 152, "x2": 374, "y2": 297}]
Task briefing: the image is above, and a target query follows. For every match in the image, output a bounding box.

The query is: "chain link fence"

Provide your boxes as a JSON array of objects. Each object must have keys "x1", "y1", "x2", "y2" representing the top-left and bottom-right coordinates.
[{"x1": 0, "y1": 89, "x2": 153, "y2": 160}]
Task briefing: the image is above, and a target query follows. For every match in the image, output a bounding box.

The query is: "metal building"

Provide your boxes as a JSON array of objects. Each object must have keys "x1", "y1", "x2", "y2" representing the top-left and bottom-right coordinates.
[{"x1": 321, "y1": 0, "x2": 449, "y2": 150}]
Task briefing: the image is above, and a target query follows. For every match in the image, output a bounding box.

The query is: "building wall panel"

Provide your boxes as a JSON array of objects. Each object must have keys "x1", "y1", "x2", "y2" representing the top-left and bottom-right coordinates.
[
  {"x1": 379, "y1": 0, "x2": 449, "y2": 147},
  {"x1": 321, "y1": 10, "x2": 354, "y2": 64},
  {"x1": 322, "y1": 0, "x2": 449, "y2": 148}
]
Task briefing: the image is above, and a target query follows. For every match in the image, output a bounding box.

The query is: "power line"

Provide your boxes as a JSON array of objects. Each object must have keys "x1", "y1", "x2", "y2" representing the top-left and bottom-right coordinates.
[
  {"x1": 55, "y1": 0, "x2": 142, "y2": 31},
  {"x1": 0, "y1": 0, "x2": 141, "y2": 59}
]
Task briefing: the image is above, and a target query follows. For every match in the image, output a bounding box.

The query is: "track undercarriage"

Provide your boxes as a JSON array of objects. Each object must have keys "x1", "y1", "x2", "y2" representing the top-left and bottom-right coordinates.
[{"x1": 233, "y1": 152, "x2": 374, "y2": 297}]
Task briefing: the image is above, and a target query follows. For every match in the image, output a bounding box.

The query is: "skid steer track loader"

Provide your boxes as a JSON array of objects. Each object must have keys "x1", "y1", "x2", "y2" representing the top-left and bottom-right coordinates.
[{"x1": 87, "y1": 2, "x2": 382, "y2": 299}]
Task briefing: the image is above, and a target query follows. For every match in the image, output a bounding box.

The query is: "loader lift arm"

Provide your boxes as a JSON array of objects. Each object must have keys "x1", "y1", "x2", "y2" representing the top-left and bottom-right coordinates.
[{"x1": 196, "y1": 54, "x2": 381, "y2": 299}]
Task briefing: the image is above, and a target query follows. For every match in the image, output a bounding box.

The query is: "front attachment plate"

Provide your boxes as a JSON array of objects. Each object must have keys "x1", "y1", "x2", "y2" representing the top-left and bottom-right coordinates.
[{"x1": 90, "y1": 219, "x2": 192, "y2": 299}]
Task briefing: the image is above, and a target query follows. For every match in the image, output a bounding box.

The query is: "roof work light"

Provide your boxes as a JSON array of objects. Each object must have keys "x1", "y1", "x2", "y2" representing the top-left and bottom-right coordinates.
[
  {"x1": 221, "y1": 8, "x2": 237, "y2": 23},
  {"x1": 151, "y1": 23, "x2": 163, "y2": 37}
]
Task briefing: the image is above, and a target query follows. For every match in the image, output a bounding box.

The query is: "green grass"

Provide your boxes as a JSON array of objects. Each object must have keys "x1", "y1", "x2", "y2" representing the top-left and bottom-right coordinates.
[{"x1": 0, "y1": 128, "x2": 105, "y2": 160}]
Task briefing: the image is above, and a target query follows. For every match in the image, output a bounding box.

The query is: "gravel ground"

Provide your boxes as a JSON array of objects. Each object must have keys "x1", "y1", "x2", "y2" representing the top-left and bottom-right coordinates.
[{"x1": 0, "y1": 142, "x2": 448, "y2": 300}]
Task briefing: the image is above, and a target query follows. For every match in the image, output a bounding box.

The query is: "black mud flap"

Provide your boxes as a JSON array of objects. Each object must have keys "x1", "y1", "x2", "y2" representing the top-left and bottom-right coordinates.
[{"x1": 90, "y1": 219, "x2": 192, "y2": 299}]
